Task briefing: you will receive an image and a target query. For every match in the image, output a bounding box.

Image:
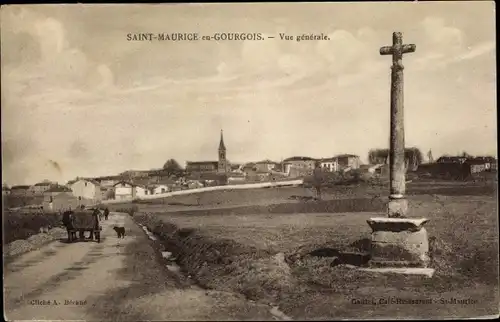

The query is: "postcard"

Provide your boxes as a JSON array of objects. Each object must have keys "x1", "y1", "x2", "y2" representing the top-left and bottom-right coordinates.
[{"x1": 2, "y1": 2, "x2": 498, "y2": 320}]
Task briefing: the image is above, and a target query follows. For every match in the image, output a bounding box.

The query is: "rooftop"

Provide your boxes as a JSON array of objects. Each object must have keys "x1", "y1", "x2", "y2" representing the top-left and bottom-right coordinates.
[
  {"x1": 186, "y1": 161, "x2": 219, "y2": 165},
  {"x1": 94, "y1": 175, "x2": 124, "y2": 181},
  {"x1": 45, "y1": 186, "x2": 72, "y2": 193},
  {"x1": 155, "y1": 179, "x2": 176, "y2": 185},
  {"x1": 283, "y1": 156, "x2": 316, "y2": 162},
  {"x1": 335, "y1": 154, "x2": 359, "y2": 158},
  {"x1": 113, "y1": 180, "x2": 136, "y2": 187},
  {"x1": 34, "y1": 182, "x2": 52, "y2": 186},
  {"x1": 255, "y1": 159, "x2": 279, "y2": 164},
  {"x1": 11, "y1": 185, "x2": 31, "y2": 190},
  {"x1": 68, "y1": 178, "x2": 101, "y2": 186}
]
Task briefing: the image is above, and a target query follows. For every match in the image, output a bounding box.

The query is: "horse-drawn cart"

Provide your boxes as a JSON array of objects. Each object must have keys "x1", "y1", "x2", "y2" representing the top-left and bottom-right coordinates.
[{"x1": 64, "y1": 210, "x2": 102, "y2": 243}]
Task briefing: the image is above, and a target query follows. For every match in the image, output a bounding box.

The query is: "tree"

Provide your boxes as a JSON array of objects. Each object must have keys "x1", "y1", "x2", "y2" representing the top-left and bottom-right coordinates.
[
  {"x1": 368, "y1": 147, "x2": 423, "y2": 166},
  {"x1": 105, "y1": 189, "x2": 115, "y2": 200},
  {"x1": 163, "y1": 159, "x2": 183, "y2": 176}
]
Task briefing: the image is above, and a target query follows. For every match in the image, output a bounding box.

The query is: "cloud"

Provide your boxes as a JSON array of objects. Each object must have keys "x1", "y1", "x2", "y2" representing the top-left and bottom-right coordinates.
[
  {"x1": 446, "y1": 41, "x2": 495, "y2": 64},
  {"x1": 2, "y1": 8, "x2": 116, "y2": 95},
  {"x1": 413, "y1": 17, "x2": 494, "y2": 71},
  {"x1": 420, "y1": 17, "x2": 464, "y2": 53}
]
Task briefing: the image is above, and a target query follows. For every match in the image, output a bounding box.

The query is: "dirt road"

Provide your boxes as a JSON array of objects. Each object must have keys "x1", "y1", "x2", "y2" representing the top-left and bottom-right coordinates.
[{"x1": 4, "y1": 212, "x2": 278, "y2": 320}]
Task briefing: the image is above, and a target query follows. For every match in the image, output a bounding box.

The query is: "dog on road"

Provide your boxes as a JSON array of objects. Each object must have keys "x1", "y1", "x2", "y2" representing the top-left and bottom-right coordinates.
[{"x1": 113, "y1": 226, "x2": 126, "y2": 238}]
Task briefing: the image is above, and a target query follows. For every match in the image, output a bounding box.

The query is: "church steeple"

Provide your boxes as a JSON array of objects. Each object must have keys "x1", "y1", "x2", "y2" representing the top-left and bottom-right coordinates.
[
  {"x1": 219, "y1": 129, "x2": 226, "y2": 151},
  {"x1": 218, "y1": 129, "x2": 228, "y2": 173}
]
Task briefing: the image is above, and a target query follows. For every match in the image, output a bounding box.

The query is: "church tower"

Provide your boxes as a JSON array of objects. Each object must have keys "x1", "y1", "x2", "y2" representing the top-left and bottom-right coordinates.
[
  {"x1": 218, "y1": 130, "x2": 229, "y2": 173},
  {"x1": 427, "y1": 149, "x2": 434, "y2": 163}
]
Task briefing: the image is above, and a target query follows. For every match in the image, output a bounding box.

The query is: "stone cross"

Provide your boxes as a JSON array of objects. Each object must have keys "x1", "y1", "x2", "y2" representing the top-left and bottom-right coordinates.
[{"x1": 380, "y1": 32, "x2": 416, "y2": 218}]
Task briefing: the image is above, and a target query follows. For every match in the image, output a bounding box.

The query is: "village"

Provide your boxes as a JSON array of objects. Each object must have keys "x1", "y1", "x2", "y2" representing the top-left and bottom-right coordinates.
[{"x1": 2, "y1": 128, "x2": 496, "y2": 213}]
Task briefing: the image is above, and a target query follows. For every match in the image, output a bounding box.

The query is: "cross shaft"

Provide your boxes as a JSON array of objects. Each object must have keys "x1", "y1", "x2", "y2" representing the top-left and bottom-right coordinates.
[{"x1": 379, "y1": 32, "x2": 416, "y2": 218}]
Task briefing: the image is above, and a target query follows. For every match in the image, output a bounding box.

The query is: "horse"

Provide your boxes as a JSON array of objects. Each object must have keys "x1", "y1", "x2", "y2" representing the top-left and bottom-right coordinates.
[{"x1": 62, "y1": 210, "x2": 77, "y2": 241}]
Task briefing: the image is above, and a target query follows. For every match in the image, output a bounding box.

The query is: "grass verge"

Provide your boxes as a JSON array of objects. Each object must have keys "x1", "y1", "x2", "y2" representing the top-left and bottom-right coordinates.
[
  {"x1": 132, "y1": 190, "x2": 498, "y2": 318},
  {"x1": 3, "y1": 211, "x2": 63, "y2": 244}
]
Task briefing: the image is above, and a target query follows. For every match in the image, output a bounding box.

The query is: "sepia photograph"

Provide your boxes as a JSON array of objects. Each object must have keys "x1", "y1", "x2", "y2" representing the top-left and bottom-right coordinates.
[{"x1": 2, "y1": 2, "x2": 498, "y2": 320}]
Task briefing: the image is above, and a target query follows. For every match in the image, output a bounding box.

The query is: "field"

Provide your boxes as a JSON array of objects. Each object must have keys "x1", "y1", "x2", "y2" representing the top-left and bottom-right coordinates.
[
  {"x1": 3, "y1": 195, "x2": 44, "y2": 210},
  {"x1": 3, "y1": 211, "x2": 63, "y2": 244},
  {"x1": 112, "y1": 179, "x2": 499, "y2": 319}
]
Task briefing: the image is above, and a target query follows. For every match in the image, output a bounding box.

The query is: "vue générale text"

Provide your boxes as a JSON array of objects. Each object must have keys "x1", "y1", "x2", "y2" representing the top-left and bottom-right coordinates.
[{"x1": 126, "y1": 32, "x2": 331, "y2": 42}]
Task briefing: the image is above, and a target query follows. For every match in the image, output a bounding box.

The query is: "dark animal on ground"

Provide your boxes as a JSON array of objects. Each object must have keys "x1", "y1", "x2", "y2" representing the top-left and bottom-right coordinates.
[{"x1": 113, "y1": 226, "x2": 125, "y2": 238}]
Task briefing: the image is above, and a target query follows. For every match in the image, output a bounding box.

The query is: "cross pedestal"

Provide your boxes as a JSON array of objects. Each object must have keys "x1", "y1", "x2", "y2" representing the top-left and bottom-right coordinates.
[
  {"x1": 363, "y1": 32, "x2": 433, "y2": 277},
  {"x1": 366, "y1": 217, "x2": 430, "y2": 268}
]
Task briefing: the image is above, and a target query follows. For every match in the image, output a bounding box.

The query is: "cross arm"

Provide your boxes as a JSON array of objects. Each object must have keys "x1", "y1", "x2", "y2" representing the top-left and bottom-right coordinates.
[
  {"x1": 380, "y1": 46, "x2": 393, "y2": 55},
  {"x1": 380, "y1": 44, "x2": 416, "y2": 56},
  {"x1": 402, "y1": 44, "x2": 416, "y2": 54}
]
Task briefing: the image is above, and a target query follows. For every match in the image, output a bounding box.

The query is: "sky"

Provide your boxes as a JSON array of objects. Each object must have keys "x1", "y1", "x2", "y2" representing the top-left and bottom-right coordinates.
[{"x1": 1, "y1": 2, "x2": 497, "y2": 186}]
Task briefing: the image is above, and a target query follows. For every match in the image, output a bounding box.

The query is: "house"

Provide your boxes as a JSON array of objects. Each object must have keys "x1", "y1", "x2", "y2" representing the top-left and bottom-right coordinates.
[
  {"x1": 69, "y1": 179, "x2": 102, "y2": 204},
  {"x1": 186, "y1": 161, "x2": 219, "y2": 173},
  {"x1": 187, "y1": 180, "x2": 204, "y2": 189},
  {"x1": 245, "y1": 171, "x2": 273, "y2": 182},
  {"x1": 113, "y1": 181, "x2": 146, "y2": 200},
  {"x1": 230, "y1": 164, "x2": 242, "y2": 171},
  {"x1": 94, "y1": 175, "x2": 123, "y2": 188},
  {"x1": 437, "y1": 156, "x2": 467, "y2": 164},
  {"x1": 42, "y1": 192, "x2": 79, "y2": 213},
  {"x1": 10, "y1": 185, "x2": 31, "y2": 197},
  {"x1": 241, "y1": 162, "x2": 257, "y2": 173},
  {"x1": 186, "y1": 172, "x2": 227, "y2": 186},
  {"x1": 464, "y1": 159, "x2": 488, "y2": 174},
  {"x1": 470, "y1": 156, "x2": 497, "y2": 171},
  {"x1": 490, "y1": 158, "x2": 498, "y2": 171},
  {"x1": 43, "y1": 185, "x2": 73, "y2": 198},
  {"x1": 148, "y1": 178, "x2": 176, "y2": 194},
  {"x1": 146, "y1": 169, "x2": 177, "y2": 183},
  {"x1": 114, "y1": 181, "x2": 135, "y2": 200},
  {"x1": 360, "y1": 164, "x2": 384, "y2": 174},
  {"x1": 335, "y1": 154, "x2": 361, "y2": 170},
  {"x1": 131, "y1": 178, "x2": 151, "y2": 187},
  {"x1": 283, "y1": 157, "x2": 317, "y2": 169},
  {"x1": 227, "y1": 172, "x2": 246, "y2": 183},
  {"x1": 119, "y1": 170, "x2": 151, "y2": 179},
  {"x1": 151, "y1": 184, "x2": 170, "y2": 194},
  {"x1": 135, "y1": 185, "x2": 147, "y2": 198},
  {"x1": 254, "y1": 160, "x2": 279, "y2": 172},
  {"x1": 100, "y1": 186, "x2": 116, "y2": 200},
  {"x1": 2, "y1": 186, "x2": 11, "y2": 196},
  {"x1": 283, "y1": 156, "x2": 317, "y2": 175},
  {"x1": 30, "y1": 181, "x2": 54, "y2": 196},
  {"x1": 319, "y1": 158, "x2": 339, "y2": 172}
]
